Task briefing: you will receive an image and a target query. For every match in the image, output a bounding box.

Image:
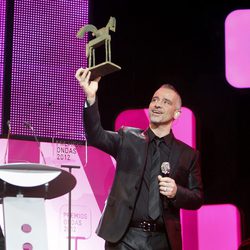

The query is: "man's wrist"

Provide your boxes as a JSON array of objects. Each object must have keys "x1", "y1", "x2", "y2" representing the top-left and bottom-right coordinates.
[
  {"x1": 85, "y1": 97, "x2": 96, "y2": 107},
  {"x1": 84, "y1": 101, "x2": 90, "y2": 108}
]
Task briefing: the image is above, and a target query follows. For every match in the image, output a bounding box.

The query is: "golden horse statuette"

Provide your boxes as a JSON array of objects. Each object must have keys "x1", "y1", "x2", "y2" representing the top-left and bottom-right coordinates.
[{"x1": 77, "y1": 16, "x2": 121, "y2": 80}]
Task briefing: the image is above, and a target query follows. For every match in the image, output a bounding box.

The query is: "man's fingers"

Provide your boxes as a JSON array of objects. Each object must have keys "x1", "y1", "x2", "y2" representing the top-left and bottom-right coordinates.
[
  {"x1": 85, "y1": 70, "x2": 90, "y2": 83},
  {"x1": 75, "y1": 68, "x2": 90, "y2": 82},
  {"x1": 75, "y1": 68, "x2": 84, "y2": 80},
  {"x1": 94, "y1": 76, "x2": 101, "y2": 82}
]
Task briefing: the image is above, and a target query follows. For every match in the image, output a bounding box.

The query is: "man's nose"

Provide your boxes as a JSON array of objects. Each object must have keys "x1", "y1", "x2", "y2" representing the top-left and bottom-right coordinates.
[{"x1": 154, "y1": 101, "x2": 162, "y2": 107}]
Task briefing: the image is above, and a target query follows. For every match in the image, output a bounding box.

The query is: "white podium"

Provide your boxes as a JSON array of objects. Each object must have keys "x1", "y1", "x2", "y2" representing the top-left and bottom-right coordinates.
[{"x1": 0, "y1": 163, "x2": 77, "y2": 250}]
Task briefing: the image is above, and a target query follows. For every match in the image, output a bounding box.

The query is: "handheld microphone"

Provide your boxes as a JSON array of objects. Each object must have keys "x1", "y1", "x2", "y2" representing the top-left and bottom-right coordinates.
[
  {"x1": 161, "y1": 161, "x2": 171, "y2": 209},
  {"x1": 4, "y1": 120, "x2": 11, "y2": 164},
  {"x1": 24, "y1": 122, "x2": 47, "y2": 165},
  {"x1": 161, "y1": 162, "x2": 170, "y2": 177}
]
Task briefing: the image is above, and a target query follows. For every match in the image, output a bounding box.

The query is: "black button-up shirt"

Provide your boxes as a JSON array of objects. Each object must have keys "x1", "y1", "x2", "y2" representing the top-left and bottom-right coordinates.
[{"x1": 131, "y1": 128, "x2": 173, "y2": 223}]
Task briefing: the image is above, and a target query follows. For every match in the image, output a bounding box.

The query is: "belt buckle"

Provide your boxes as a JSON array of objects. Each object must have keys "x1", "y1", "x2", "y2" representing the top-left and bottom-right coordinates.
[{"x1": 141, "y1": 221, "x2": 155, "y2": 232}]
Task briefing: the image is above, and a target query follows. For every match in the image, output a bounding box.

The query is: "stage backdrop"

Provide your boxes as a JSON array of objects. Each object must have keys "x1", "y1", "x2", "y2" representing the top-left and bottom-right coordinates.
[{"x1": 0, "y1": 106, "x2": 242, "y2": 250}]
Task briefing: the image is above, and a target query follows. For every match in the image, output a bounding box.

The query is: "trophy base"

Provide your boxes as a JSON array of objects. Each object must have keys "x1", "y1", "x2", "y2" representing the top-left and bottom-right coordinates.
[{"x1": 89, "y1": 61, "x2": 121, "y2": 80}]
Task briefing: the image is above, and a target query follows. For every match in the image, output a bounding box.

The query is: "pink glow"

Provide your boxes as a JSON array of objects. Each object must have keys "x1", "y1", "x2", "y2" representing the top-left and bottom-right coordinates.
[
  {"x1": 77, "y1": 146, "x2": 115, "y2": 211},
  {"x1": 225, "y1": 9, "x2": 250, "y2": 88},
  {"x1": 115, "y1": 108, "x2": 149, "y2": 131},
  {"x1": 171, "y1": 107, "x2": 196, "y2": 148},
  {"x1": 115, "y1": 107, "x2": 196, "y2": 148},
  {"x1": 181, "y1": 204, "x2": 241, "y2": 250}
]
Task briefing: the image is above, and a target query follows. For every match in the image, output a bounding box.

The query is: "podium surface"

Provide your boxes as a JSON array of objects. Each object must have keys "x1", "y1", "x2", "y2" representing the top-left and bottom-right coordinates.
[{"x1": 0, "y1": 163, "x2": 76, "y2": 199}]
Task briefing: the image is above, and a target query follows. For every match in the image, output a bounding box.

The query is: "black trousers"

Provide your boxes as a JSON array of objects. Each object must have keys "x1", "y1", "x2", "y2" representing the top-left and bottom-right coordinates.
[{"x1": 105, "y1": 227, "x2": 170, "y2": 250}]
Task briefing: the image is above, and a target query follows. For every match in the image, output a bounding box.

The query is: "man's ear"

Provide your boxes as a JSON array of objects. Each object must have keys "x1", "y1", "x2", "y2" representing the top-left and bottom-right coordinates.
[{"x1": 174, "y1": 110, "x2": 181, "y2": 119}]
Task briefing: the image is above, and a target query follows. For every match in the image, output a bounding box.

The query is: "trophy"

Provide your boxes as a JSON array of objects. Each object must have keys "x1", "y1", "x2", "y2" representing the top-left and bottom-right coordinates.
[{"x1": 77, "y1": 16, "x2": 121, "y2": 80}]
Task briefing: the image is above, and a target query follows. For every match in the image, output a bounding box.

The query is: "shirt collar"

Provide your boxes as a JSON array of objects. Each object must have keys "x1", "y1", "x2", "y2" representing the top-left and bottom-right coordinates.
[{"x1": 146, "y1": 128, "x2": 173, "y2": 148}]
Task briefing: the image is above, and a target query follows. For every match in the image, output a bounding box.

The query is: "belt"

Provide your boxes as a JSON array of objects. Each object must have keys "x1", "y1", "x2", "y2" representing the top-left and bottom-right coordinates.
[{"x1": 130, "y1": 220, "x2": 165, "y2": 232}]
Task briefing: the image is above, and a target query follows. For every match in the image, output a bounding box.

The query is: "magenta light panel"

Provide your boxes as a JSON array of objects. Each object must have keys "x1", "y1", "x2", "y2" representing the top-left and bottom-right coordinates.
[
  {"x1": 0, "y1": 0, "x2": 6, "y2": 135},
  {"x1": 225, "y1": 9, "x2": 250, "y2": 88},
  {"x1": 10, "y1": 0, "x2": 88, "y2": 141}
]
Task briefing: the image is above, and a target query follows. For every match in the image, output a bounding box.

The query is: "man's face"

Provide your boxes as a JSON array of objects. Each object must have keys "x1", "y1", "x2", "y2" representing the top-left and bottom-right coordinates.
[{"x1": 148, "y1": 87, "x2": 180, "y2": 126}]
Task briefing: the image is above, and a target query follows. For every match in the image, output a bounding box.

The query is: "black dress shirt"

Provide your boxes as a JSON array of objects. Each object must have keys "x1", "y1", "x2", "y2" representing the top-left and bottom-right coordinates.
[{"x1": 131, "y1": 128, "x2": 173, "y2": 224}]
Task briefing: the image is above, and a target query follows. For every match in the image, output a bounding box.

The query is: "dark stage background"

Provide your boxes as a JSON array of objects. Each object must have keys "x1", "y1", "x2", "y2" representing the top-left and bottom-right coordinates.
[{"x1": 89, "y1": 1, "x2": 250, "y2": 240}]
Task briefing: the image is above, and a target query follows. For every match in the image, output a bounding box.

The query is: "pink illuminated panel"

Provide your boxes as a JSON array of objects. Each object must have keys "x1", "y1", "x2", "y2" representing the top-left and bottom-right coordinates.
[
  {"x1": 198, "y1": 204, "x2": 241, "y2": 250},
  {"x1": 115, "y1": 107, "x2": 196, "y2": 148},
  {"x1": 181, "y1": 204, "x2": 242, "y2": 250},
  {"x1": 225, "y1": 9, "x2": 250, "y2": 88}
]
